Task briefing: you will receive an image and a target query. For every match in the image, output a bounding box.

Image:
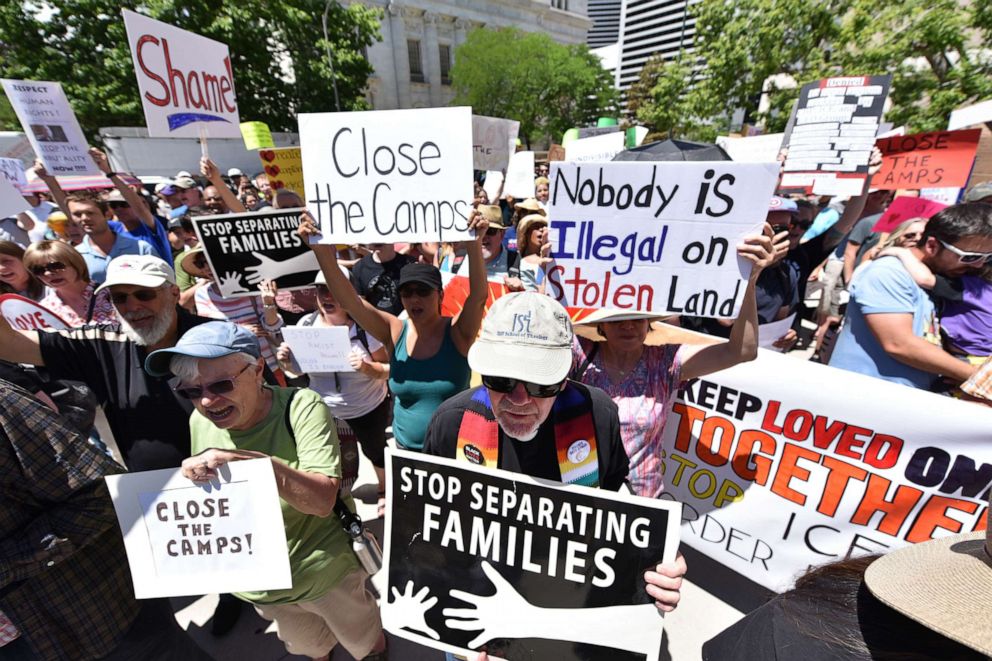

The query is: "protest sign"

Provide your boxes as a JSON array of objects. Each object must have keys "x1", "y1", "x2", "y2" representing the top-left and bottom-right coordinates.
[
  {"x1": 105, "y1": 458, "x2": 291, "y2": 598},
  {"x1": 547, "y1": 144, "x2": 566, "y2": 162},
  {"x1": 482, "y1": 170, "x2": 504, "y2": 204},
  {"x1": 715, "y1": 133, "x2": 784, "y2": 163},
  {"x1": 1, "y1": 79, "x2": 101, "y2": 177},
  {"x1": 948, "y1": 99, "x2": 992, "y2": 131},
  {"x1": 565, "y1": 132, "x2": 626, "y2": 163},
  {"x1": 757, "y1": 313, "x2": 796, "y2": 352},
  {"x1": 545, "y1": 161, "x2": 777, "y2": 317},
  {"x1": 0, "y1": 293, "x2": 68, "y2": 331},
  {"x1": 299, "y1": 107, "x2": 474, "y2": 244},
  {"x1": 0, "y1": 157, "x2": 27, "y2": 189},
  {"x1": 0, "y1": 179, "x2": 29, "y2": 218},
  {"x1": 192, "y1": 208, "x2": 318, "y2": 298},
  {"x1": 280, "y1": 326, "x2": 354, "y2": 373},
  {"x1": 258, "y1": 147, "x2": 304, "y2": 194},
  {"x1": 662, "y1": 348, "x2": 992, "y2": 593},
  {"x1": 503, "y1": 150, "x2": 536, "y2": 199},
  {"x1": 440, "y1": 273, "x2": 598, "y2": 324},
  {"x1": 871, "y1": 196, "x2": 945, "y2": 233},
  {"x1": 873, "y1": 129, "x2": 981, "y2": 190},
  {"x1": 122, "y1": 10, "x2": 240, "y2": 138},
  {"x1": 383, "y1": 449, "x2": 680, "y2": 660},
  {"x1": 920, "y1": 187, "x2": 961, "y2": 206},
  {"x1": 780, "y1": 75, "x2": 891, "y2": 195},
  {"x1": 472, "y1": 115, "x2": 519, "y2": 171},
  {"x1": 241, "y1": 121, "x2": 275, "y2": 150}
]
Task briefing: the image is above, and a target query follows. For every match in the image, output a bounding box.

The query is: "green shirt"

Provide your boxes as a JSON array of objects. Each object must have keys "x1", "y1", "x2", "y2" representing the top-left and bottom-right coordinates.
[
  {"x1": 174, "y1": 251, "x2": 195, "y2": 291},
  {"x1": 189, "y1": 386, "x2": 358, "y2": 605}
]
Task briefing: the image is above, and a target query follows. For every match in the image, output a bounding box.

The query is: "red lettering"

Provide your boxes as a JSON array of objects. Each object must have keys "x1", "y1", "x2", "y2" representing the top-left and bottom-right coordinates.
[
  {"x1": 135, "y1": 34, "x2": 236, "y2": 113},
  {"x1": 835, "y1": 424, "x2": 872, "y2": 460},
  {"x1": 136, "y1": 35, "x2": 170, "y2": 106},
  {"x1": 760, "y1": 400, "x2": 784, "y2": 434}
]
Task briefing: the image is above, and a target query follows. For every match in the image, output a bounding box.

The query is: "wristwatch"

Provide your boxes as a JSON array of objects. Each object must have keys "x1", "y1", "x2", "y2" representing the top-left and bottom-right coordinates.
[{"x1": 105, "y1": 171, "x2": 119, "y2": 178}]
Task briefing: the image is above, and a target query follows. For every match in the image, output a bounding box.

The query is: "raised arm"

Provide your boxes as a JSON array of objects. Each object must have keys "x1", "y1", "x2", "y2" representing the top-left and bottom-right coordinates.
[
  {"x1": 30, "y1": 160, "x2": 68, "y2": 215},
  {"x1": 201, "y1": 157, "x2": 247, "y2": 213},
  {"x1": 451, "y1": 210, "x2": 489, "y2": 355},
  {"x1": 89, "y1": 147, "x2": 156, "y2": 229}
]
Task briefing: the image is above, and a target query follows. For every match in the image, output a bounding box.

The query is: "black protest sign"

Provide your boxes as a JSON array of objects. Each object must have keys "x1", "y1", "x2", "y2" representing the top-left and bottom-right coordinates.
[
  {"x1": 382, "y1": 449, "x2": 681, "y2": 661},
  {"x1": 193, "y1": 208, "x2": 318, "y2": 298}
]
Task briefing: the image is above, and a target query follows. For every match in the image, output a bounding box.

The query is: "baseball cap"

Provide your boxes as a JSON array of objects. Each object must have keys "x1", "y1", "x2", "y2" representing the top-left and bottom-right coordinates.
[
  {"x1": 94, "y1": 255, "x2": 176, "y2": 293},
  {"x1": 467, "y1": 292, "x2": 573, "y2": 385},
  {"x1": 176, "y1": 170, "x2": 193, "y2": 179},
  {"x1": 160, "y1": 184, "x2": 179, "y2": 197},
  {"x1": 173, "y1": 176, "x2": 198, "y2": 190},
  {"x1": 768, "y1": 196, "x2": 799, "y2": 214},
  {"x1": 313, "y1": 263, "x2": 352, "y2": 286},
  {"x1": 227, "y1": 168, "x2": 244, "y2": 178},
  {"x1": 105, "y1": 189, "x2": 126, "y2": 203},
  {"x1": 144, "y1": 321, "x2": 261, "y2": 377},
  {"x1": 397, "y1": 263, "x2": 442, "y2": 291},
  {"x1": 964, "y1": 181, "x2": 992, "y2": 203}
]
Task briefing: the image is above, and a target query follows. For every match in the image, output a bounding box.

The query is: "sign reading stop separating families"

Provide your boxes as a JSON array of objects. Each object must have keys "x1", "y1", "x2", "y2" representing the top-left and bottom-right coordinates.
[
  {"x1": 105, "y1": 458, "x2": 291, "y2": 598},
  {"x1": 546, "y1": 161, "x2": 778, "y2": 318},
  {"x1": 298, "y1": 107, "x2": 475, "y2": 244}
]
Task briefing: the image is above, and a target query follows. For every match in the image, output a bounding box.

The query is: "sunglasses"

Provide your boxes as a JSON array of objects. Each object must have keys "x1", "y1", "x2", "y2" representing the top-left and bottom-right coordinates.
[
  {"x1": 29, "y1": 261, "x2": 67, "y2": 276},
  {"x1": 399, "y1": 284, "x2": 434, "y2": 298},
  {"x1": 108, "y1": 201, "x2": 130, "y2": 209},
  {"x1": 191, "y1": 255, "x2": 208, "y2": 269},
  {"x1": 938, "y1": 239, "x2": 992, "y2": 265},
  {"x1": 485, "y1": 227, "x2": 503, "y2": 237},
  {"x1": 791, "y1": 220, "x2": 813, "y2": 230},
  {"x1": 481, "y1": 375, "x2": 565, "y2": 398},
  {"x1": 174, "y1": 364, "x2": 252, "y2": 400},
  {"x1": 110, "y1": 289, "x2": 159, "y2": 306}
]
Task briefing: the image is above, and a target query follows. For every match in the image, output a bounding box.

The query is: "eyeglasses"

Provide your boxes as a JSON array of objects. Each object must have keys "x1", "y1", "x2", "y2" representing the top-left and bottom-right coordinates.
[
  {"x1": 938, "y1": 239, "x2": 992, "y2": 265},
  {"x1": 485, "y1": 227, "x2": 503, "y2": 237},
  {"x1": 770, "y1": 224, "x2": 790, "y2": 234},
  {"x1": 110, "y1": 289, "x2": 159, "y2": 306},
  {"x1": 481, "y1": 375, "x2": 565, "y2": 398},
  {"x1": 191, "y1": 255, "x2": 208, "y2": 269},
  {"x1": 790, "y1": 220, "x2": 813, "y2": 230},
  {"x1": 29, "y1": 261, "x2": 67, "y2": 276},
  {"x1": 399, "y1": 284, "x2": 434, "y2": 298},
  {"x1": 174, "y1": 364, "x2": 252, "y2": 400},
  {"x1": 109, "y1": 201, "x2": 129, "y2": 209}
]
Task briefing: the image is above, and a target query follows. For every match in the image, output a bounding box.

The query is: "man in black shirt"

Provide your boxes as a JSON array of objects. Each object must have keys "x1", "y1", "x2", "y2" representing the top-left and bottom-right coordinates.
[{"x1": 351, "y1": 243, "x2": 414, "y2": 315}]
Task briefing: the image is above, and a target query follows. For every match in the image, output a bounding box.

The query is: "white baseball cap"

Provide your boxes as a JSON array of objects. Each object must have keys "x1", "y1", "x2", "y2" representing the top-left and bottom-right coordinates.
[
  {"x1": 227, "y1": 168, "x2": 244, "y2": 178},
  {"x1": 95, "y1": 255, "x2": 176, "y2": 293}
]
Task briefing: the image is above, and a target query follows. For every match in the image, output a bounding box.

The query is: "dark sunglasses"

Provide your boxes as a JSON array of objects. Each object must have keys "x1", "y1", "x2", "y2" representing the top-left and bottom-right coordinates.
[
  {"x1": 191, "y1": 255, "x2": 208, "y2": 269},
  {"x1": 399, "y1": 284, "x2": 434, "y2": 298},
  {"x1": 791, "y1": 220, "x2": 813, "y2": 230},
  {"x1": 108, "y1": 201, "x2": 129, "y2": 209},
  {"x1": 29, "y1": 261, "x2": 67, "y2": 276},
  {"x1": 485, "y1": 227, "x2": 503, "y2": 237},
  {"x1": 174, "y1": 364, "x2": 252, "y2": 400},
  {"x1": 770, "y1": 224, "x2": 790, "y2": 234},
  {"x1": 481, "y1": 375, "x2": 565, "y2": 398},
  {"x1": 110, "y1": 289, "x2": 159, "y2": 305}
]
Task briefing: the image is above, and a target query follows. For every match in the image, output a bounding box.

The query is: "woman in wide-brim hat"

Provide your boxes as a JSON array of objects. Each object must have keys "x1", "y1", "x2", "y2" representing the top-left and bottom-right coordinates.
[{"x1": 516, "y1": 213, "x2": 553, "y2": 292}]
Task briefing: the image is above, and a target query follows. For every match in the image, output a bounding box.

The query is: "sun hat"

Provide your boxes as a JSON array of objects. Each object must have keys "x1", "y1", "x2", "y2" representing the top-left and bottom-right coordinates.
[
  {"x1": 180, "y1": 247, "x2": 211, "y2": 279},
  {"x1": 313, "y1": 263, "x2": 352, "y2": 286},
  {"x1": 397, "y1": 263, "x2": 443, "y2": 291},
  {"x1": 144, "y1": 321, "x2": 261, "y2": 377},
  {"x1": 573, "y1": 309, "x2": 685, "y2": 346},
  {"x1": 94, "y1": 255, "x2": 176, "y2": 293},
  {"x1": 513, "y1": 198, "x2": 544, "y2": 213},
  {"x1": 477, "y1": 205, "x2": 507, "y2": 229},
  {"x1": 467, "y1": 292, "x2": 573, "y2": 385},
  {"x1": 516, "y1": 214, "x2": 549, "y2": 251}
]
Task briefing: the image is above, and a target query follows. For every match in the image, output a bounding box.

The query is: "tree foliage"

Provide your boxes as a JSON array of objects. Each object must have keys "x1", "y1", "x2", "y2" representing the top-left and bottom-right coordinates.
[
  {"x1": 627, "y1": 0, "x2": 992, "y2": 138},
  {"x1": 450, "y1": 27, "x2": 618, "y2": 147},
  {"x1": 0, "y1": 0, "x2": 382, "y2": 137}
]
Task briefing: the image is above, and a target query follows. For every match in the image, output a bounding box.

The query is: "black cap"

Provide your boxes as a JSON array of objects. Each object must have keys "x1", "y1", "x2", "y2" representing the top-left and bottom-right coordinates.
[{"x1": 397, "y1": 263, "x2": 442, "y2": 291}]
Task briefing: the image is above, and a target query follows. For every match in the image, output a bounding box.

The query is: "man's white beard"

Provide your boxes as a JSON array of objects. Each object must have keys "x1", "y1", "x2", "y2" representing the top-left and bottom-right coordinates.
[
  {"x1": 494, "y1": 412, "x2": 541, "y2": 442},
  {"x1": 118, "y1": 310, "x2": 173, "y2": 346}
]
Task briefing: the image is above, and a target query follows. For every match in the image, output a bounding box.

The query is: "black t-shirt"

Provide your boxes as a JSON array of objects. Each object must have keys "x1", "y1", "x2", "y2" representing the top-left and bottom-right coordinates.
[
  {"x1": 352, "y1": 253, "x2": 415, "y2": 316},
  {"x1": 422, "y1": 382, "x2": 629, "y2": 490},
  {"x1": 38, "y1": 307, "x2": 212, "y2": 471}
]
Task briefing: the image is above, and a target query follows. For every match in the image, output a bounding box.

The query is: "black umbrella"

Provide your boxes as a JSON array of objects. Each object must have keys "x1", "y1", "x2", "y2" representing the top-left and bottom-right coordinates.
[{"x1": 612, "y1": 138, "x2": 731, "y2": 162}]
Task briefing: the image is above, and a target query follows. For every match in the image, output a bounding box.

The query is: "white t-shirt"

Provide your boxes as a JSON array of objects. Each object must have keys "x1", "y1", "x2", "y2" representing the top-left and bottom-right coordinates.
[{"x1": 27, "y1": 200, "x2": 56, "y2": 243}]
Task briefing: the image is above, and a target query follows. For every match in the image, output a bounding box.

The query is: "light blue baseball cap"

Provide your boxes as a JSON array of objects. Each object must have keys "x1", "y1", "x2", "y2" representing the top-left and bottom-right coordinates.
[{"x1": 144, "y1": 321, "x2": 260, "y2": 377}]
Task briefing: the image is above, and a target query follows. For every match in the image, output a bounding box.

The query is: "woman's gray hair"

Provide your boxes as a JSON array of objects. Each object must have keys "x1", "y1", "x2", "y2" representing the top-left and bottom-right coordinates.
[{"x1": 170, "y1": 351, "x2": 258, "y2": 383}]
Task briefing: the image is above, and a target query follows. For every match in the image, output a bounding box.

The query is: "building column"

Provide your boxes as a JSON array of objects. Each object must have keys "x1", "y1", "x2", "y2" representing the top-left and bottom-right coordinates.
[
  {"x1": 423, "y1": 12, "x2": 442, "y2": 107},
  {"x1": 453, "y1": 17, "x2": 469, "y2": 48},
  {"x1": 387, "y1": 2, "x2": 412, "y2": 108}
]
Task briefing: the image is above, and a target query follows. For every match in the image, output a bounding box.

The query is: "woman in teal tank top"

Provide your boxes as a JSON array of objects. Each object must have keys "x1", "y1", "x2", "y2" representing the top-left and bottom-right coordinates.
[{"x1": 299, "y1": 210, "x2": 490, "y2": 450}]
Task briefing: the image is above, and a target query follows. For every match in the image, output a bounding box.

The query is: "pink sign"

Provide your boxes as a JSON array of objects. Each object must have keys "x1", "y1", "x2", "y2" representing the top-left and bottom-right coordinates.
[
  {"x1": 0, "y1": 294, "x2": 69, "y2": 331},
  {"x1": 872, "y1": 197, "x2": 947, "y2": 233}
]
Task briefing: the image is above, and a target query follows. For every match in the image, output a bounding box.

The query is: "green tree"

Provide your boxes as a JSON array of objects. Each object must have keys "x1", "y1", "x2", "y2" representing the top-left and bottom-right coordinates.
[
  {"x1": 625, "y1": 55, "x2": 711, "y2": 140},
  {"x1": 0, "y1": 0, "x2": 381, "y2": 137},
  {"x1": 450, "y1": 27, "x2": 618, "y2": 147}
]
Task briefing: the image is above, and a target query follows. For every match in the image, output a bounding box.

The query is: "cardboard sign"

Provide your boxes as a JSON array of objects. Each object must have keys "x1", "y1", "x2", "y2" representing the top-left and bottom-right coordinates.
[
  {"x1": 280, "y1": 325, "x2": 354, "y2": 373},
  {"x1": 472, "y1": 115, "x2": 520, "y2": 171},
  {"x1": 240, "y1": 121, "x2": 275, "y2": 151},
  {"x1": 503, "y1": 150, "x2": 536, "y2": 199},
  {"x1": 780, "y1": 75, "x2": 891, "y2": 194},
  {"x1": 871, "y1": 196, "x2": 946, "y2": 233},
  {"x1": 123, "y1": 10, "x2": 241, "y2": 138},
  {"x1": 299, "y1": 107, "x2": 475, "y2": 244},
  {"x1": 565, "y1": 132, "x2": 626, "y2": 163},
  {"x1": 874, "y1": 129, "x2": 981, "y2": 190},
  {"x1": 948, "y1": 99, "x2": 992, "y2": 131},
  {"x1": 0, "y1": 179, "x2": 29, "y2": 218},
  {"x1": 0, "y1": 294, "x2": 69, "y2": 330},
  {"x1": 1, "y1": 79, "x2": 101, "y2": 177},
  {"x1": 545, "y1": 161, "x2": 778, "y2": 318},
  {"x1": 192, "y1": 208, "x2": 318, "y2": 298},
  {"x1": 0, "y1": 157, "x2": 27, "y2": 189},
  {"x1": 258, "y1": 147, "x2": 304, "y2": 194},
  {"x1": 382, "y1": 449, "x2": 681, "y2": 660},
  {"x1": 716, "y1": 134, "x2": 784, "y2": 163},
  {"x1": 105, "y1": 458, "x2": 291, "y2": 598},
  {"x1": 663, "y1": 348, "x2": 992, "y2": 593}
]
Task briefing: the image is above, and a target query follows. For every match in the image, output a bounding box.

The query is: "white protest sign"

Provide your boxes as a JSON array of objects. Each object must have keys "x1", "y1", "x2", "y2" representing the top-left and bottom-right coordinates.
[
  {"x1": 482, "y1": 170, "x2": 503, "y2": 203},
  {"x1": 122, "y1": 10, "x2": 241, "y2": 138},
  {"x1": 472, "y1": 115, "x2": 519, "y2": 171},
  {"x1": 948, "y1": 99, "x2": 992, "y2": 130},
  {"x1": 299, "y1": 107, "x2": 475, "y2": 244},
  {"x1": 546, "y1": 161, "x2": 778, "y2": 317},
  {"x1": 0, "y1": 294, "x2": 68, "y2": 330},
  {"x1": 105, "y1": 458, "x2": 291, "y2": 598},
  {"x1": 565, "y1": 132, "x2": 626, "y2": 163},
  {"x1": 0, "y1": 179, "x2": 29, "y2": 218},
  {"x1": 663, "y1": 348, "x2": 992, "y2": 593},
  {"x1": 757, "y1": 313, "x2": 796, "y2": 351},
  {"x1": 0, "y1": 158, "x2": 27, "y2": 189},
  {"x1": 1, "y1": 79, "x2": 101, "y2": 177},
  {"x1": 503, "y1": 150, "x2": 535, "y2": 198},
  {"x1": 920, "y1": 187, "x2": 961, "y2": 205},
  {"x1": 281, "y1": 325, "x2": 354, "y2": 373},
  {"x1": 716, "y1": 133, "x2": 784, "y2": 163}
]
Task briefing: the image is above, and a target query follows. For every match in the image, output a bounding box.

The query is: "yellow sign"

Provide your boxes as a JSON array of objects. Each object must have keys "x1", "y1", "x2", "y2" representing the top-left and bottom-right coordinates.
[
  {"x1": 240, "y1": 121, "x2": 275, "y2": 150},
  {"x1": 258, "y1": 147, "x2": 304, "y2": 195}
]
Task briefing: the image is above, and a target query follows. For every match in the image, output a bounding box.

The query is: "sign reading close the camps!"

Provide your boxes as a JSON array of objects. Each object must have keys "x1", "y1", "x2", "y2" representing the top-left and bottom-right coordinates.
[
  {"x1": 546, "y1": 161, "x2": 778, "y2": 317},
  {"x1": 122, "y1": 9, "x2": 241, "y2": 138},
  {"x1": 1, "y1": 79, "x2": 102, "y2": 177},
  {"x1": 382, "y1": 450, "x2": 681, "y2": 660},
  {"x1": 873, "y1": 129, "x2": 982, "y2": 190},
  {"x1": 299, "y1": 107, "x2": 475, "y2": 244},
  {"x1": 193, "y1": 208, "x2": 318, "y2": 298},
  {"x1": 105, "y1": 458, "x2": 292, "y2": 598},
  {"x1": 280, "y1": 326, "x2": 355, "y2": 373},
  {"x1": 472, "y1": 115, "x2": 519, "y2": 171},
  {"x1": 0, "y1": 294, "x2": 69, "y2": 331}
]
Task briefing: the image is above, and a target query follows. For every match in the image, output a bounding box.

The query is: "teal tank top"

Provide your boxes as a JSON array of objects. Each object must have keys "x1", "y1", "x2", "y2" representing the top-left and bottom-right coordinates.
[{"x1": 389, "y1": 320, "x2": 471, "y2": 450}]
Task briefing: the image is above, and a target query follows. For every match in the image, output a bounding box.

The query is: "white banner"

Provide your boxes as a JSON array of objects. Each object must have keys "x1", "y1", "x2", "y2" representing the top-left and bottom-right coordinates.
[
  {"x1": 281, "y1": 325, "x2": 355, "y2": 373},
  {"x1": 546, "y1": 161, "x2": 778, "y2": 317},
  {"x1": 716, "y1": 133, "x2": 784, "y2": 164},
  {"x1": 0, "y1": 179, "x2": 28, "y2": 219},
  {"x1": 662, "y1": 349, "x2": 992, "y2": 592},
  {"x1": 472, "y1": 115, "x2": 519, "y2": 171},
  {"x1": 105, "y1": 458, "x2": 292, "y2": 598},
  {"x1": 299, "y1": 107, "x2": 475, "y2": 244},
  {"x1": 1, "y1": 79, "x2": 101, "y2": 177},
  {"x1": 503, "y1": 150, "x2": 536, "y2": 199},
  {"x1": 123, "y1": 10, "x2": 241, "y2": 138},
  {"x1": 565, "y1": 132, "x2": 626, "y2": 163}
]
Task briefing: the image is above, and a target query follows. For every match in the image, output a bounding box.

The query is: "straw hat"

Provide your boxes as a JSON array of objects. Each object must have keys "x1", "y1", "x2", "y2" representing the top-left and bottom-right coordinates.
[
  {"x1": 864, "y1": 509, "x2": 992, "y2": 656},
  {"x1": 477, "y1": 204, "x2": 508, "y2": 229},
  {"x1": 513, "y1": 198, "x2": 544, "y2": 213},
  {"x1": 573, "y1": 309, "x2": 685, "y2": 346},
  {"x1": 516, "y1": 214, "x2": 548, "y2": 249}
]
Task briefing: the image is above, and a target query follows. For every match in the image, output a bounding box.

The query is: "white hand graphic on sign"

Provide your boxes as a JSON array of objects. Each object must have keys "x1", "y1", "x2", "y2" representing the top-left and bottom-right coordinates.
[
  {"x1": 219, "y1": 271, "x2": 249, "y2": 294},
  {"x1": 390, "y1": 580, "x2": 441, "y2": 640},
  {"x1": 244, "y1": 251, "x2": 319, "y2": 285},
  {"x1": 444, "y1": 561, "x2": 535, "y2": 648}
]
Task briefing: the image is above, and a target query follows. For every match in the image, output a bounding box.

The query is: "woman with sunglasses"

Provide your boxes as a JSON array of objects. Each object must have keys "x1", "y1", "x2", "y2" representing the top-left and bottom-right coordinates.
[
  {"x1": 0, "y1": 240, "x2": 46, "y2": 302},
  {"x1": 299, "y1": 209, "x2": 489, "y2": 451},
  {"x1": 24, "y1": 240, "x2": 116, "y2": 326}
]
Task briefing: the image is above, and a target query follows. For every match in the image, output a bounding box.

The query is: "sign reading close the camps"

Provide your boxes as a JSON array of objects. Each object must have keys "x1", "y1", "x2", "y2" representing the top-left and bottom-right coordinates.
[
  {"x1": 0, "y1": 294, "x2": 69, "y2": 331},
  {"x1": 472, "y1": 115, "x2": 519, "y2": 171},
  {"x1": 873, "y1": 129, "x2": 982, "y2": 190},
  {"x1": 105, "y1": 458, "x2": 291, "y2": 599},
  {"x1": 122, "y1": 9, "x2": 241, "y2": 138},
  {"x1": 663, "y1": 347, "x2": 992, "y2": 594},
  {"x1": 382, "y1": 449, "x2": 681, "y2": 661},
  {"x1": 546, "y1": 161, "x2": 778, "y2": 318},
  {"x1": 298, "y1": 107, "x2": 475, "y2": 244},
  {"x1": 192, "y1": 208, "x2": 318, "y2": 298},
  {"x1": 1, "y1": 79, "x2": 102, "y2": 177}
]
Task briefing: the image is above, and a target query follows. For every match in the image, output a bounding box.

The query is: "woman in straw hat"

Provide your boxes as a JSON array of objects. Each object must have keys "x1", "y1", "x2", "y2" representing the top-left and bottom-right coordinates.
[
  {"x1": 516, "y1": 213, "x2": 553, "y2": 292},
  {"x1": 571, "y1": 224, "x2": 782, "y2": 498}
]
